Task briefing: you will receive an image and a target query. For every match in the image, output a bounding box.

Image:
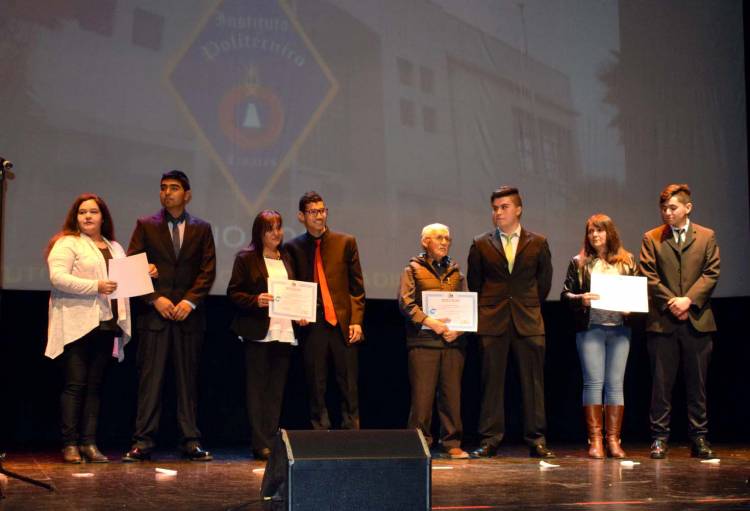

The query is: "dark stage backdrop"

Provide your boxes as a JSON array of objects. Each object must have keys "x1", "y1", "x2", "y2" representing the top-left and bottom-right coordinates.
[
  {"x1": 1, "y1": 291, "x2": 748, "y2": 450},
  {"x1": 0, "y1": 0, "x2": 748, "y2": 299}
]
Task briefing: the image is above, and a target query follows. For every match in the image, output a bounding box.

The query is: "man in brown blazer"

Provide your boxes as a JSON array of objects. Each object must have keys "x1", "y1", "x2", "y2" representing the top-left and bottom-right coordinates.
[
  {"x1": 286, "y1": 191, "x2": 365, "y2": 429},
  {"x1": 639, "y1": 183, "x2": 720, "y2": 459},
  {"x1": 467, "y1": 186, "x2": 554, "y2": 458},
  {"x1": 123, "y1": 170, "x2": 216, "y2": 462}
]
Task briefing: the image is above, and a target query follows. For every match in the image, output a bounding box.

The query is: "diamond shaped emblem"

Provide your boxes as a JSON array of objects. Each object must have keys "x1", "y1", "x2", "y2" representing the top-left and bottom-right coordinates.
[{"x1": 166, "y1": 0, "x2": 338, "y2": 211}]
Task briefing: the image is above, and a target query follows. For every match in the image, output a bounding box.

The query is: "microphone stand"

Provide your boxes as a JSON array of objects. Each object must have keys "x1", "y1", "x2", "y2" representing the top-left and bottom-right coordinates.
[{"x1": 0, "y1": 159, "x2": 54, "y2": 497}]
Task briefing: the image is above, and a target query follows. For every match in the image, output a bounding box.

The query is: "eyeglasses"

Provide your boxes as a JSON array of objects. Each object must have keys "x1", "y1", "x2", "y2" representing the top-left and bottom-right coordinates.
[
  {"x1": 430, "y1": 235, "x2": 452, "y2": 242},
  {"x1": 304, "y1": 208, "x2": 328, "y2": 217}
]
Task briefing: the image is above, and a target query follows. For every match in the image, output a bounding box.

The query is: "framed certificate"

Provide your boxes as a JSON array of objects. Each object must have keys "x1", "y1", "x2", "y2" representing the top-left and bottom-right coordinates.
[
  {"x1": 421, "y1": 291, "x2": 478, "y2": 332},
  {"x1": 268, "y1": 279, "x2": 318, "y2": 322},
  {"x1": 590, "y1": 273, "x2": 648, "y2": 313}
]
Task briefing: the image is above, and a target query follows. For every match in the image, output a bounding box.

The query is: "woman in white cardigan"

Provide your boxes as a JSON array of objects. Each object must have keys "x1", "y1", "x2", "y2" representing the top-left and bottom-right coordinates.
[{"x1": 46, "y1": 193, "x2": 131, "y2": 463}]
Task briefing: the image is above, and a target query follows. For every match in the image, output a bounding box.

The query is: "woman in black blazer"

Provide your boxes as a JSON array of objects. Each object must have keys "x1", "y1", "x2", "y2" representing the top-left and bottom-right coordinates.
[{"x1": 227, "y1": 210, "x2": 303, "y2": 460}]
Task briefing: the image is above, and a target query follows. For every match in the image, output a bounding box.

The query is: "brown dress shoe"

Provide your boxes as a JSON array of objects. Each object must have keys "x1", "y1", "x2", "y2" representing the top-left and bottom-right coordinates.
[
  {"x1": 80, "y1": 444, "x2": 109, "y2": 463},
  {"x1": 62, "y1": 445, "x2": 82, "y2": 464},
  {"x1": 446, "y1": 447, "x2": 470, "y2": 459}
]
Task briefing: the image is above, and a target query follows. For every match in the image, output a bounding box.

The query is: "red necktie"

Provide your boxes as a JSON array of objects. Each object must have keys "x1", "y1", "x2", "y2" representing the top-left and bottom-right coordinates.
[{"x1": 314, "y1": 239, "x2": 337, "y2": 326}]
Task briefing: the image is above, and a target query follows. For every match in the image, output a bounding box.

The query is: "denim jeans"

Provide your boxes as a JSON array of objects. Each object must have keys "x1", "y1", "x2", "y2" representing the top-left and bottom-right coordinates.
[{"x1": 576, "y1": 325, "x2": 630, "y2": 405}]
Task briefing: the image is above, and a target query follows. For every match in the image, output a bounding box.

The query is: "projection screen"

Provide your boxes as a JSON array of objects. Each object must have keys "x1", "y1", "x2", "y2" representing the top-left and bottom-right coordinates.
[{"x1": 1, "y1": 0, "x2": 747, "y2": 299}]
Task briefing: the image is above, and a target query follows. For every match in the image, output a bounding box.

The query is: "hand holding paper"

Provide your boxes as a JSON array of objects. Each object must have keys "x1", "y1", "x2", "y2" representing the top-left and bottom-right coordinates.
[
  {"x1": 589, "y1": 273, "x2": 648, "y2": 313},
  {"x1": 108, "y1": 253, "x2": 155, "y2": 299}
]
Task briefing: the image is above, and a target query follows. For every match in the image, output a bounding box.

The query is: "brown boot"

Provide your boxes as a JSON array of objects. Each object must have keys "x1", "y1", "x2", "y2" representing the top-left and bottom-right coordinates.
[
  {"x1": 583, "y1": 405, "x2": 605, "y2": 459},
  {"x1": 605, "y1": 405, "x2": 626, "y2": 458}
]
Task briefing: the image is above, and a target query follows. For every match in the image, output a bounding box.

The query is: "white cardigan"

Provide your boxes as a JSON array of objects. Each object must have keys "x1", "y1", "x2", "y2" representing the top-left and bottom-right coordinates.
[{"x1": 46, "y1": 233, "x2": 131, "y2": 360}]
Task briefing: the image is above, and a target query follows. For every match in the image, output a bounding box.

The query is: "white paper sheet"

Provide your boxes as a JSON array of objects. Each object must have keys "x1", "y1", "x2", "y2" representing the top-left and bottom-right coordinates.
[
  {"x1": 108, "y1": 253, "x2": 154, "y2": 299},
  {"x1": 589, "y1": 273, "x2": 648, "y2": 313},
  {"x1": 421, "y1": 291, "x2": 478, "y2": 332},
  {"x1": 268, "y1": 279, "x2": 318, "y2": 322}
]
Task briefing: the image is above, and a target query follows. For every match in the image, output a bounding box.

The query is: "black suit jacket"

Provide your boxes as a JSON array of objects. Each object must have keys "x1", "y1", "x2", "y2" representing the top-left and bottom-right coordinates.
[
  {"x1": 285, "y1": 229, "x2": 366, "y2": 340},
  {"x1": 227, "y1": 247, "x2": 297, "y2": 340},
  {"x1": 127, "y1": 209, "x2": 216, "y2": 332},
  {"x1": 467, "y1": 228, "x2": 552, "y2": 336}
]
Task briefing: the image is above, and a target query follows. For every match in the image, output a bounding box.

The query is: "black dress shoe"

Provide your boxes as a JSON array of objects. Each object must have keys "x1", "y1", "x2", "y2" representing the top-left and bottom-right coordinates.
[
  {"x1": 690, "y1": 438, "x2": 715, "y2": 459},
  {"x1": 122, "y1": 447, "x2": 152, "y2": 462},
  {"x1": 529, "y1": 443, "x2": 556, "y2": 459},
  {"x1": 253, "y1": 448, "x2": 271, "y2": 461},
  {"x1": 184, "y1": 444, "x2": 213, "y2": 462},
  {"x1": 469, "y1": 445, "x2": 497, "y2": 458},
  {"x1": 650, "y1": 439, "x2": 668, "y2": 459}
]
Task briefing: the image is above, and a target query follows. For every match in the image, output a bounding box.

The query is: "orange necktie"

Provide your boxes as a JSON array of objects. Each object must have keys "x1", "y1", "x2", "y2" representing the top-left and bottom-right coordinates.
[{"x1": 314, "y1": 239, "x2": 338, "y2": 326}]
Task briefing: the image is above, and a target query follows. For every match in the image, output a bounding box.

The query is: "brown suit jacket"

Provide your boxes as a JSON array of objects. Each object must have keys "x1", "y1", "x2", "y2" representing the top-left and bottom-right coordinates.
[
  {"x1": 639, "y1": 221, "x2": 720, "y2": 333},
  {"x1": 226, "y1": 247, "x2": 296, "y2": 340},
  {"x1": 286, "y1": 229, "x2": 366, "y2": 340},
  {"x1": 127, "y1": 209, "x2": 216, "y2": 332},
  {"x1": 467, "y1": 228, "x2": 553, "y2": 337}
]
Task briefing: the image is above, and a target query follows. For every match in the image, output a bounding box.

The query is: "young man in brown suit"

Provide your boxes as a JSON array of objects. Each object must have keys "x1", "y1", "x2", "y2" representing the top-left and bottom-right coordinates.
[
  {"x1": 639, "y1": 183, "x2": 720, "y2": 459},
  {"x1": 285, "y1": 191, "x2": 365, "y2": 430},
  {"x1": 123, "y1": 170, "x2": 216, "y2": 462},
  {"x1": 467, "y1": 186, "x2": 554, "y2": 458}
]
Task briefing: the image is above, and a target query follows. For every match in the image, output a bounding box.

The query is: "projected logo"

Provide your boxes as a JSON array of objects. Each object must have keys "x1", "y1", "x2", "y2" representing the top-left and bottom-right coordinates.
[{"x1": 166, "y1": 0, "x2": 338, "y2": 211}]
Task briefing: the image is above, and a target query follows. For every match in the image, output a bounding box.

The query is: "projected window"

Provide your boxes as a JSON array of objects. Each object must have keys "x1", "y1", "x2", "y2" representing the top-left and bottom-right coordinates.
[
  {"x1": 540, "y1": 129, "x2": 559, "y2": 176},
  {"x1": 513, "y1": 108, "x2": 536, "y2": 173},
  {"x1": 132, "y1": 8, "x2": 165, "y2": 51},
  {"x1": 539, "y1": 120, "x2": 573, "y2": 178},
  {"x1": 400, "y1": 99, "x2": 416, "y2": 127},
  {"x1": 397, "y1": 57, "x2": 415, "y2": 87},
  {"x1": 420, "y1": 66, "x2": 435, "y2": 94},
  {"x1": 422, "y1": 106, "x2": 437, "y2": 133}
]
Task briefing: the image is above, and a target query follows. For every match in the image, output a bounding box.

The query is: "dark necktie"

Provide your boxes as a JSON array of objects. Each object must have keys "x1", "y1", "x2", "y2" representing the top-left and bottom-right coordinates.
[
  {"x1": 675, "y1": 228, "x2": 685, "y2": 247},
  {"x1": 171, "y1": 221, "x2": 180, "y2": 256}
]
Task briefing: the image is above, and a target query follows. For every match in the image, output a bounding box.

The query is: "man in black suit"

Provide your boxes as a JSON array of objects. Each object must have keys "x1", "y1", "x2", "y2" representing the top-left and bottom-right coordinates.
[
  {"x1": 123, "y1": 170, "x2": 216, "y2": 461},
  {"x1": 285, "y1": 191, "x2": 365, "y2": 430},
  {"x1": 467, "y1": 186, "x2": 554, "y2": 458}
]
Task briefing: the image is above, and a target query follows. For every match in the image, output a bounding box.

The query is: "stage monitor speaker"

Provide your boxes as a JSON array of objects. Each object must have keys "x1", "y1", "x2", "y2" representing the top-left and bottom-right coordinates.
[{"x1": 260, "y1": 429, "x2": 431, "y2": 511}]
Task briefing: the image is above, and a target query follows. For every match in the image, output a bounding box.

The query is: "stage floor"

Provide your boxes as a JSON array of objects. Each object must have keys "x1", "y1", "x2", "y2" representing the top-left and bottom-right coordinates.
[{"x1": 1, "y1": 444, "x2": 748, "y2": 510}]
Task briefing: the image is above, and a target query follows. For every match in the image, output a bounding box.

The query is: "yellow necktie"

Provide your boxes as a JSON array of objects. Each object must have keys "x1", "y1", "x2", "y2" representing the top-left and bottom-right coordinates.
[{"x1": 503, "y1": 234, "x2": 515, "y2": 273}]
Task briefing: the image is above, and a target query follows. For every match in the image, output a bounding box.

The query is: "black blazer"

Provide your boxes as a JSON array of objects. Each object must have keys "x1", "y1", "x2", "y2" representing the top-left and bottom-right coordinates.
[
  {"x1": 467, "y1": 228, "x2": 552, "y2": 337},
  {"x1": 127, "y1": 209, "x2": 216, "y2": 332},
  {"x1": 227, "y1": 246, "x2": 297, "y2": 340},
  {"x1": 285, "y1": 229, "x2": 366, "y2": 340}
]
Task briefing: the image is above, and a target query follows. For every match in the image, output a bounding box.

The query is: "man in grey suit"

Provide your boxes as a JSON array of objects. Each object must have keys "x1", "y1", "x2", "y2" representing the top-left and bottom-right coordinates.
[
  {"x1": 639, "y1": 183, "x2": 720, "y2": 459},
  {"x1": 467, "y1": 186, "x2": 554, "y2": 459}
]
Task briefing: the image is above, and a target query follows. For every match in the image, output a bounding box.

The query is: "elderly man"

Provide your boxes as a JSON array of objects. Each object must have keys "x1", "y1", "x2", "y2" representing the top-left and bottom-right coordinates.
[{"x1": 398, "y1": 223, "x2": 469, "y2": 459}]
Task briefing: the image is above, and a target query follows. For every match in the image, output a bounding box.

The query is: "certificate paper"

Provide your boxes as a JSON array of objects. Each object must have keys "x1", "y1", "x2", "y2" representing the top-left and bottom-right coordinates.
[
  {"x1": 421, "y1": 291, "x2": 478, "y2": 332},
  {"x1": 590, "y1": 273, "x2": 648, "y2": 313},
  {"x1": 107, "y1": 253, "x2": 154, "y2": 299},
  {"x1": 268, "y1": 279, "x2": 318, "y2": 322}
]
